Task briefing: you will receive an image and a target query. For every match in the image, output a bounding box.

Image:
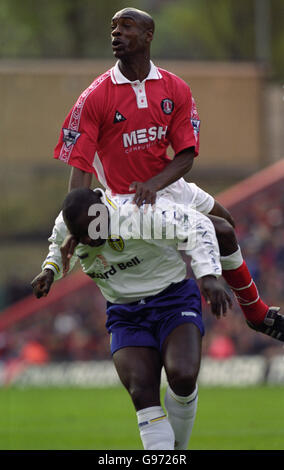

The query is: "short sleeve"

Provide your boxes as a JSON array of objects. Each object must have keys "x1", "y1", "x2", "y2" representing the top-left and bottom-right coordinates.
[
  {"x1": 168, "y1": 79, "x2": 200, "y2": 157},
  {"x1": 54, "y1": 89, "x2": 101, "y2": 174},
  {"x1": 189, "y1": 183, "x2": 215, "y2": 215}
]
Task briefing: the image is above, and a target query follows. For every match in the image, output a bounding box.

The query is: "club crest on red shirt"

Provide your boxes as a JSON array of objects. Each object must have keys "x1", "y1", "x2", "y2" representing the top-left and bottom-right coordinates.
[{"x1": 161, "y1": 98, "x2": 174, "y2": 115}]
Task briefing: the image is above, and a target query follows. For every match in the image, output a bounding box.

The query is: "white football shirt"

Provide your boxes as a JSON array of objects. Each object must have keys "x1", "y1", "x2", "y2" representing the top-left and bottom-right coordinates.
[{"x1": 42, "y1": 189, "x2": 221, "y2": 303}]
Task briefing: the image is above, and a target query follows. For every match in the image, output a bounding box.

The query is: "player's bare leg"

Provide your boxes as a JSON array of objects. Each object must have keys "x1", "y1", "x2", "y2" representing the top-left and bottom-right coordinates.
[
  {"x1": 162, "y1": 323, "x2": 202, "y2": 450},
  {"x1": 210, "y1": 215, "x2": 284, "y2": 341},
  {"x1": 113, "y1": 346, "x2": 175, "y2": 450}
]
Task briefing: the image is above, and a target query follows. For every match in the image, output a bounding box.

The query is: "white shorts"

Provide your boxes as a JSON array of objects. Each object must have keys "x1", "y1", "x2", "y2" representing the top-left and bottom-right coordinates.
[{"x1": 106, "y1": 178, "x2": 215, "y2": 216}]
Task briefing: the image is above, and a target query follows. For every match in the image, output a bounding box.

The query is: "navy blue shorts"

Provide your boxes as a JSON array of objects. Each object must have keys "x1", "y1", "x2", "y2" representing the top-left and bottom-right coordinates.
[{"x1": 105, "y1": 279, "x2": 204, "y2": 355}]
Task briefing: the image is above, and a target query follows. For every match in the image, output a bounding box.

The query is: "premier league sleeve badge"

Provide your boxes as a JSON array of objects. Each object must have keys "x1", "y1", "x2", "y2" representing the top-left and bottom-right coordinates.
[{"x1": 62, "y1": 128, "x2": 81, "y2": 148}]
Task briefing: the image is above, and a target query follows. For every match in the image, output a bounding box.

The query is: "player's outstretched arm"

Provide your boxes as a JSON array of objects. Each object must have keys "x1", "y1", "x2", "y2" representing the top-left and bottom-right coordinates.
[
  {"x1": 170, "y1": 204, "x2": 232, "y2": 317},
  {"x1": 40, "y1": 210, "x2": 78, "y2": 281},
  {"x1": 200, "y1": 275, "x2": 232, "y2": 318},
  {"x1": 31, "y1": 269, "x2": 54, "y2": 298},
  {"x1": 60, "y1": 234, "x2": 79, "y2": 276}
]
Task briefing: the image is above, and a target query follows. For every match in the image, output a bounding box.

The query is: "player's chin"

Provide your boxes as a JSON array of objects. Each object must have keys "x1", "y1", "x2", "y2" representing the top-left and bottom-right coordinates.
[{"x1": 112, "y1": 47, "x2": 127, "y2": 59}]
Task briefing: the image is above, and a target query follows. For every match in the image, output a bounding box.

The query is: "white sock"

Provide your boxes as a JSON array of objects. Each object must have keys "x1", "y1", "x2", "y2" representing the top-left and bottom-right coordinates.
[
  {"x1": 136, "y1": 406, "x2": 175, "y2": 450},
  {"x1": 220, "y1": 245, "x2": 243, "y2": 270},
  {"x1": 164, "y1": 385, "x2": 198, "y2": 450}
]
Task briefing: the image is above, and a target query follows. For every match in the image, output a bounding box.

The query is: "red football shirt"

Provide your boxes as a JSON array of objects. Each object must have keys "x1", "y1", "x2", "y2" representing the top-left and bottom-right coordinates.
[{"x1": 54, "y1": 61, "x2": 200, "y2": 195}]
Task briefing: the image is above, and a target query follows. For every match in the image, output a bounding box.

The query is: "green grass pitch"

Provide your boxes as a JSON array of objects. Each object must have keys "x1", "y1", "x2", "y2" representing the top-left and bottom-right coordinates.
[{"x1": 0, "y1": 386, "x2": 283, "y2": 450}]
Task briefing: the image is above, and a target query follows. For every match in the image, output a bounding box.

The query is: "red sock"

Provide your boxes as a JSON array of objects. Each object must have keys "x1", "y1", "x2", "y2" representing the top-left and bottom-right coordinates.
[{"x1": 222, "y1": 261, "x2": 269, "y2": 324}]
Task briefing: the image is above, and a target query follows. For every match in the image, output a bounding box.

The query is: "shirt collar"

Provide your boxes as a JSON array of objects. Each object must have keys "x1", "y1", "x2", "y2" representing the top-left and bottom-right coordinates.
[
  {"x1": 110, "y1": 60, "x2": 162, "y2": 85},
  {"x1": 93, "y1": 187, "x2": 117, "y2": 211}
]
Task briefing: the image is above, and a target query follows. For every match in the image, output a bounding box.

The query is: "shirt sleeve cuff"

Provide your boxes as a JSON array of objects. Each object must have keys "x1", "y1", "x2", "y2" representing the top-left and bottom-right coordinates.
[{"x1": 42, "y1": 261, "x2": 61, "y2": 276}]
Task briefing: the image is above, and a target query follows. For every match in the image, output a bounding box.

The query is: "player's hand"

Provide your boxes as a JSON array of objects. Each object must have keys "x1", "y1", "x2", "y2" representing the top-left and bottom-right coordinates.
[
  {"x1": 129, "y1": 181, "x2": 157, "y2": 207},
  {"x1": 200, "y1": 275, "x2": 232, "y2": 318},
  {"x1": 31, "y1": 269, "x2": 54, "y2": 298},
  {"x1": 60, "y1": 234, "x2": 78, "y2": 276}
]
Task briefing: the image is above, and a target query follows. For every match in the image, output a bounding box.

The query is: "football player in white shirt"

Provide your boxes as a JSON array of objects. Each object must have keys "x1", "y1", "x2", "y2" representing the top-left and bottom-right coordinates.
[{"x1": 31, "y1": 187, "x2": 231, "y2": 450}]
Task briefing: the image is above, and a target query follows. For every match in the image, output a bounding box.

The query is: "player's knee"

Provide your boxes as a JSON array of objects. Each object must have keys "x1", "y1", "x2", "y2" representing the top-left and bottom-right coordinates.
[
  {"x1": 128, "y1": 382, "x2": 160, "y2": 411},
  {"x1": 213, "y1": 218, "x2": 237, "y2": 253},
  {"x1": 167, "y1": 365, "x2": 199, "y2": 396},
  {"x1": 214, "y1": 218, "x2": 234, "y2": 241}
]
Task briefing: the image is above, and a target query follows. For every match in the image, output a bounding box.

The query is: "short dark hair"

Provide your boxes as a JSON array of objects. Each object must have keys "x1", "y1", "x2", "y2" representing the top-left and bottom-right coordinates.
[{"x1": 62, "y1": 188, "x2": 101, "y2": 226}]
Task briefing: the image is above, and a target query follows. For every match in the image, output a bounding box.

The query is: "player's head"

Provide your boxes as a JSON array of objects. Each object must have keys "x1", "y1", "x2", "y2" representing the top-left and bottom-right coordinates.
[
  {"x1": 62, "y1": 188, "x2": 107, "y2": 247},
  {"x1": 111, "y1": 7, "x2": 155, "y2": 59}
]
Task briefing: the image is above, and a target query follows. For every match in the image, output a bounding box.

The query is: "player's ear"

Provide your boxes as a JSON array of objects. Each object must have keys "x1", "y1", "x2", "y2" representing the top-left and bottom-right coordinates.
[{"x1": 145, "y1": 29, "x2": 154, "y2": 44}]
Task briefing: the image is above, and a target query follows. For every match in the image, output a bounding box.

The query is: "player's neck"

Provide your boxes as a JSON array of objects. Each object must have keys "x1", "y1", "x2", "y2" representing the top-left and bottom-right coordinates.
[{"x1": 118, "y1": 56, "x2": 151, "y2": 83}]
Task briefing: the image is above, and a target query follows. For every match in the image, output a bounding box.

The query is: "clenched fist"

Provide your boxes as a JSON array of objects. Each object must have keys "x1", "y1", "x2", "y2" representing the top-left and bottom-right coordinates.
[{"x1": 31, "y1": 269, "x2": 54, "y2": 298}]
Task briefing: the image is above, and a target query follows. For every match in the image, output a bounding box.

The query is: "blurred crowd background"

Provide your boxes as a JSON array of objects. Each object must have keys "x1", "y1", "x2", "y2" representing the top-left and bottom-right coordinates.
[{"x1": 0, "y1": 0, "x2": 283, "y2": 366}]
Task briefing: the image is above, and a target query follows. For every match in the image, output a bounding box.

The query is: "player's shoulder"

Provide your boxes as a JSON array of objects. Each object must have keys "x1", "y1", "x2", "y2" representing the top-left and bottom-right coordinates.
[
  {"x1": 75, "y1": 69, "x2": 113, "y2": 105},
  {"x1": 157, "y1": 66, "x2": 191, "y2": 91},
  {"x1": 49, "y1": 211, "x2": 68, "y2": 240},
  {"x1": 54, "y1": 210, "x2": 65, "y2": 226}
]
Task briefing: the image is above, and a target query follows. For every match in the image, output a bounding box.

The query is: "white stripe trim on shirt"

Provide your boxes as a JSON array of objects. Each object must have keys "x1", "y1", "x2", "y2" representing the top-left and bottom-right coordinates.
[{"x1": 59, "y1": 70, "x2": 111, "y2": 164}]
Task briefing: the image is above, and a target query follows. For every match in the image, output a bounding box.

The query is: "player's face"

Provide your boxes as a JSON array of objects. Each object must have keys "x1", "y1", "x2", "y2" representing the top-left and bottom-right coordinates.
[
  {"x1": 111, "y1": 13, "x2": 152, "y2": 58},
  {"x1": 68, "y1": 214, "x2": 106, "y2": 247},
  {"x1": 77, "y1": 233, "x2": 105, "y2": 247}
]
